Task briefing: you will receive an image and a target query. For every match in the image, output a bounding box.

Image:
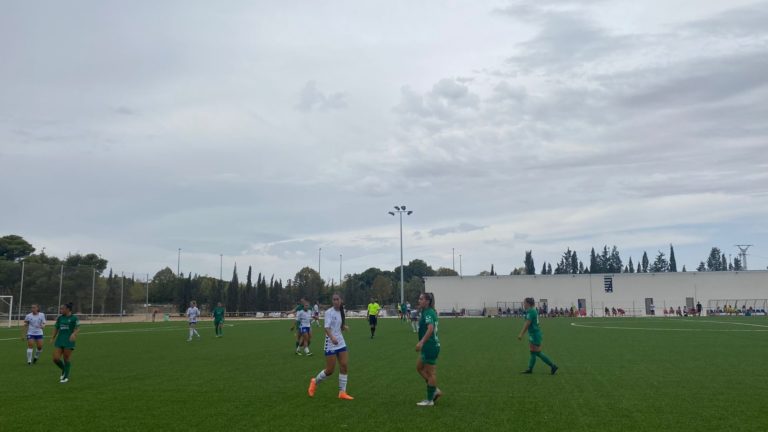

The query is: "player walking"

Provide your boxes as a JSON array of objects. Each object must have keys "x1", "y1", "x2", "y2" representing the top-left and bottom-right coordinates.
[
  {"x1": 518, "y1": 297, "x2": 558, "y2": 375},
  {"x1": 212, "y1": 302, "x2": 225, "y2": 337},
  {"x1": 22, "y1": 304, "x2": 46, "y2": 365},
  {"x1": 296, "y1": 302, "x2": 313, "y2": 356},
  {"x1": 186, "y1": 301, "x2": 201, "y2": 341},
  {"x1": 367, "y1": 298, "x2": 380, "y2": 339},
  {"x1": 415, "y1": 292, "x2": 441, "y2": 406},
  {"x1": 50, "y1": 303, "x2": 80, "y2": 383},
  {"x1": 308, "y1": 293, "x2": 353, "y2": 400}
]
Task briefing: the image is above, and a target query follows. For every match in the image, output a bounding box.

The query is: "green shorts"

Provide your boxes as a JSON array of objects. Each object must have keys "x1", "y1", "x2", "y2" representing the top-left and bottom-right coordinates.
[
  {"x1": 420, "y1": 345, "x2": 440, "y2": 365},
  {"x1": 214, "y1": 319, "x2": 223, "y2": 325},
  {"x1": 55, "y1": 340, "x2": 76, "y2": 350},
  {"x1": 528, "y1": 331, "x2": 542, "y2": 346}
]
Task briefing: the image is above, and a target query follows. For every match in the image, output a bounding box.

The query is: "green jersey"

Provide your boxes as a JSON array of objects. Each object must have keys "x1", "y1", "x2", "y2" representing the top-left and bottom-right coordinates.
[
  {"x1": 418, "y1": 308, "x2": 440, "y2": 348},
  {"x1": 526, "y1": 308, "x2": 540, "y2": 334},
  {"x1": 55, "y1": 314, "x2": 80, "y2": 347},
  {"x1": 213, "y1": 307, "x2": 225, "y2": 321}
]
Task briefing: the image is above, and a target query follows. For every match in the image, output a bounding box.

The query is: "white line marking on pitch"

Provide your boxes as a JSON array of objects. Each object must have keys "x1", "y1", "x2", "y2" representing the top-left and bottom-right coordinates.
[
  {"x1": 570, "y1": 322, "x2": 768, "y2": 332},
  {"x1": 0, "y1": 324, "x2": 236, "y2": 342}
]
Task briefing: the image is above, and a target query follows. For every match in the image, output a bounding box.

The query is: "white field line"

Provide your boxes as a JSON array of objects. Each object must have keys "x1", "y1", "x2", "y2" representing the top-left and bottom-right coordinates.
[
  {"x1": 0, "y1": 323, "x2": 236, "y2": 342},
  {"x1": 570, "y1": 322, "x2": 768, "y2": 332}
]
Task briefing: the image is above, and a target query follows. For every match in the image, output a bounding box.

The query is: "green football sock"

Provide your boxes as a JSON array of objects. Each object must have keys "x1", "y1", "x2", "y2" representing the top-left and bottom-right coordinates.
[
  {"x1": 55, "y1": 360, "x2": 65, "y2": 371},
  {"x1": 528, "y1": 352, "x2": 537, "y2": 370},
  {"x1": 63, "y1": 361, "x2": 71, "y2": 378},
  {"x1": 427, "y1": 385, "x2": 436, "y2": 401},
  {"x1": 536, "y1": 352, "x2": 554, "y2": 367}
]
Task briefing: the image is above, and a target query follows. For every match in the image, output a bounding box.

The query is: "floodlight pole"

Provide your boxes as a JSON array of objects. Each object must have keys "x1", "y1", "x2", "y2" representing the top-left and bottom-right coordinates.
[
  {"x1": 318, "y1": 248, "x2": 322, "y2": 276},
  {"x1": 18, "y1": 260, "x2": 25, "y2": 325},
  {"x1": 389, "y1": 206, "x2": 412, "y2": 305},
  {"x1": 339, "y1": 254, "x2": 343, "y2": 286},
  {"x1": 90, "y1": 268, "x2": 96, "y2": 319},
  {"x1": 57, "y1": 265, "x2": 63, "y2": 308}
]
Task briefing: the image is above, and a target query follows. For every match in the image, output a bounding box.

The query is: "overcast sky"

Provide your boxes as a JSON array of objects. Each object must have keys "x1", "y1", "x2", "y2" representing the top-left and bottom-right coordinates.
[{"x1": 2, "y1": 0, "x2": 767, "y2": 281}]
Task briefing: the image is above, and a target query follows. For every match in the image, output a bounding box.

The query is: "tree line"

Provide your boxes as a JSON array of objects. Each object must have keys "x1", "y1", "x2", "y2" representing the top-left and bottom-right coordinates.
[{"x1": 0, "y1": 234, "x2": 756, "y2": 314}]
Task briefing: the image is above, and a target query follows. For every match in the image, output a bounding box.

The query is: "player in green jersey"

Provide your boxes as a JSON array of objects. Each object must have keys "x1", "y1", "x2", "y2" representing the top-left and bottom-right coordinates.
[
  {"x1": 517, "y1": 297, "x2": 558, "y2": 375},
  {"x1": 212, "y1": 302, "x2": 225, "y2": 337},
  {"x1": 50, "y1": 303, "x2": 80, "y2": 383},
  {"x1": 415, "y1": 292, "x2": 442, "y2": 406}
]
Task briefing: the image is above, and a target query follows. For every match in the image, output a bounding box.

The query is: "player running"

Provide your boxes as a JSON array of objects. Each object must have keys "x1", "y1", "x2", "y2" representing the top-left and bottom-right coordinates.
[
  {"x1": 367, "y1": 298, "x2": 380, "y2": 339},
  {"x1": 186, "y1": 301, "x2": 201, "y2": 341},
  {"x1": 415, "y1": 292, "x2": 441, "y2": 406},
  {"x1": 212, "y1": 302, "x2": 225, "y2": 337},
  {"x1": 50, "y1": 303, "x2": 80, "y2": 383},
  {"x1": 296, "y1": 302, "x2": 313, "y2": 356},
  {"x1": 22, "y1": 304, "x2": 46, "y2": 365},
  {"x1": 518, "y1": 297, "x2": 558, "y2": 375},
  {"x1": 308, "y1": 293, "x2": 353, "y2": 400}
]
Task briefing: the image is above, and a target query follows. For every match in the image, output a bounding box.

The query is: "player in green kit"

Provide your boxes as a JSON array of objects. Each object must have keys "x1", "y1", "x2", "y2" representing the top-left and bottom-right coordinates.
[
  {"x1": 50, "y1": 303, "x2": 80, "y2": 383},
  {"x1": 212, "y1": 302, "x2": 225, "y2": 337},
  {"x1": 517, "y1": 297, "x2": 558, "y2": 375},
  {"x1": 415, "y1": 292, "x2": 442, "y2": 406}
]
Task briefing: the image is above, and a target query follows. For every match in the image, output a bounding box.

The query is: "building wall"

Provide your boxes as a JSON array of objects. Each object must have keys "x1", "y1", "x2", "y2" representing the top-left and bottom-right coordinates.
[{"x1": 424, "y1": 271, "x2": 768, "y2": 316}]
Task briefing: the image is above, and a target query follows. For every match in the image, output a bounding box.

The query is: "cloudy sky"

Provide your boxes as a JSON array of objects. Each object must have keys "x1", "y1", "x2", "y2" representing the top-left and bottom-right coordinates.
[{"x1": 2, "y1": 0, "x2": 767, "y2": 281}]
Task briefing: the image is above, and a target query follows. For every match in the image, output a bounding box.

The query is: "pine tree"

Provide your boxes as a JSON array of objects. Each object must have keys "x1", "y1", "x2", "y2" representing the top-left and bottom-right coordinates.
[
  {"x1": 649, "y1": 251, "x2": 669, "y2": 272},
  {"x1": 682, "y1": 265, "x2": 687, "y2": 272},
  {"x1": 571, "y1": 251, "x2": 579, "y2": 274},
  {"x1": 490, "y1": 264, "x2": 496, "y2": 276},
  {"x1": 641, "y1": 251, "x2": 649, "y2": 273},
  {"x1": 706, "y1": 247, "x2": 723, "y2": 271},
  {"x1": 721, "y1": 254, "x2": 728, "y2": 272},
  {"x1": 697, "y1": 261, "x2": 706, "y2": 272},
  {"x1": 669, "y1": 245, "x2": 677, "y2": 272},
  {"x1": 590, "y1": 248, "x2": 598, "y2": 273},
  {"x1": 546, "y1": 263, "x2": 552, "y2": 275},
  {"x1": 226, "y1": 264, "x2": 240, "y2": 312},
  {"x1": 628, "y1": 257, "x2": 635, "y2": 273},
  {"x1": 540, "y1": 262, "x2": 547, "y2": 275},
  {"x1": 524, "y1": 251, "x2": 535, "y2": 275},
  {"x1": 733, "y1": 257, "x2": 743, "y2": 271},
  {"x1": 578, "y1": 261, "x2": 585, "y2": 274}
]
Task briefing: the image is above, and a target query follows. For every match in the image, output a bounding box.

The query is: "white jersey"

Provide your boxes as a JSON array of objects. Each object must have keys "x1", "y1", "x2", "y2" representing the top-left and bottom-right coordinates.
[
  {"x1": 323, "y1": 307, "x2": 346, "y2": 352},
  {"x1": 25, "y1": 312, "x2": 46, "y2": 336},
  {"x1": 297, "y1": 310, "x2": 311, "y2": 328},
  {"x1": 186, "y1": 307, "x2": 200, "y2": 323},
  {"x1": 313, "y1": 304, "x2": 319, "y2": 315}
]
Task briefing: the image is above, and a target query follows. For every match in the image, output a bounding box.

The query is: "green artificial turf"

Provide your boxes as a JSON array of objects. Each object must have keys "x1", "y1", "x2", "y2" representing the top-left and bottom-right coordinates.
[{"x1": 1, "y1": 316, "x2": 767, "y2": 431}]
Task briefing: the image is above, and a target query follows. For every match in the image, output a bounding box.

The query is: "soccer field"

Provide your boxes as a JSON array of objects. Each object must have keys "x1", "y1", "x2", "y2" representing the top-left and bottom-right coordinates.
[{"x1": 1, "y1": 316, "x2": 767, "y2": 431}]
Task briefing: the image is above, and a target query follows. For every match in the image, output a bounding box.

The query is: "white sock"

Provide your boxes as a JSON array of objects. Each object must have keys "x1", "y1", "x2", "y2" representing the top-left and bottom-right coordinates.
[
  {"x1": 339, "y1": 374, "x2": 348, "y2": 392},
  {"x1": 26, "y1": 348, "x2": 33, "y2": 363},
  {"x1": 304, "y1": 346, "x2": 310, "y2": 354},
  {"x1": 188, "y1": 329, "x2": 193, "y2": 339},
  {"x1": 194, "y1": 329, "x2": 200, "y2": 337},
  {"x1": 315, "y1": 370, "x2": 328, "y2": 383},
  {"x1": 35, "y1": 348, "x2": 42, "y2": 358}
]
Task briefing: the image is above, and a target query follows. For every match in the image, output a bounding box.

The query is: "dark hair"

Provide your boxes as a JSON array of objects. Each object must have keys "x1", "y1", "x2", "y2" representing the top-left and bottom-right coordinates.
[
  {"x1": 524, "y1": 297, "x2": 535, "y2": 307},
  {"x1": 64, "y1": 302, "x2": 74, "y2": 311},
  {"x1": 422, "y1": 292, "x2": 435, "y2": 309},
  {"x1": 333, "y1": 292, "x2": 346, "y2": 328}
]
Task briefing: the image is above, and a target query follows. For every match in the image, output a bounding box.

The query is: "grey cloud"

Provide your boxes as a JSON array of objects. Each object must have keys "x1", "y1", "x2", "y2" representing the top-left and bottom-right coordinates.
[
  {"x1": 296, "y1": 81, "x2": 347, "y2": 112},
  {"x1": 429, "y1": 223, "x2": 486, "y2": 236},
  {"x1": 685, "y1": 2, "x2": 768, "y2": 37}
]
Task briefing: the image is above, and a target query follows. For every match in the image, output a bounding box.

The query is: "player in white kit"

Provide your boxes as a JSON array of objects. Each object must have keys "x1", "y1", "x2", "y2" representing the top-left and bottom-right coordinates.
[
  {"x1": 307, "y1": 293, "x2": 354, "y2": 400},
  {"x1": 186, "y1": 301, "x2": 201, "y2": 341},
  {"x1": 22, "y1": 304, "x2": 46, "y2": 365},
  {"x1": 312, "y1": 303, "x2": 321, "y2": 327},
  {"x1": 296, "y1": 302, "x2": 313, "y2": 356}
]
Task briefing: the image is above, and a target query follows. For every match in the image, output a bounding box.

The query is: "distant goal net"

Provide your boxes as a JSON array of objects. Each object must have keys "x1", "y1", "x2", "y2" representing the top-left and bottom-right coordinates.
[{"x1": 0, "y1": 296, "x2": 12, "y2": 328}]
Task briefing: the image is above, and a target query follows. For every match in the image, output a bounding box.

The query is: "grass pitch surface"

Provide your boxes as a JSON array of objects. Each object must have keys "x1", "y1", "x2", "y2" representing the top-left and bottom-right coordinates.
[{"x1": 1, "y1": 316, "x2": 767, "y2": 431}]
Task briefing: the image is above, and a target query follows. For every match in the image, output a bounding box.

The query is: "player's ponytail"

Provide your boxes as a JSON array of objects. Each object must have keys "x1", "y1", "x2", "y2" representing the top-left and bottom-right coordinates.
[{"x1": 334, "y1": 292, "x2": 346, "y2": 328}]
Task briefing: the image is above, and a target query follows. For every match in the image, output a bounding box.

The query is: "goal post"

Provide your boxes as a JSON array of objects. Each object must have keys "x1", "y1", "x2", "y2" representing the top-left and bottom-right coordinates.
[{"x1": 0, "y1": 296, "x2": 13, "y2": 328}]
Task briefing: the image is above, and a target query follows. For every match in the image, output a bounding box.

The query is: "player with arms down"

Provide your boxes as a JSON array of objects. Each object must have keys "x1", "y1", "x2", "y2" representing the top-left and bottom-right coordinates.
[
  {"x1": 518, "y1": 297, "x2": 558, "y2": 375},
  {"x1": 415, "y1": 292, "x2": 442, "y2": 406},
  {"x1": 51, "y1": 303, "x2": 80, "y2": 383},
  {"x1": 22, "y1": 304, "x2": 46, "y2": 365}
]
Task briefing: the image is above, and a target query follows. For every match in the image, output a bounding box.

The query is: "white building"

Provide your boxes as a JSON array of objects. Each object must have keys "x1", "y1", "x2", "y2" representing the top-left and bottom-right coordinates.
[{"x1": 425, "y1": 271, "x2": 768, "y2": 316}]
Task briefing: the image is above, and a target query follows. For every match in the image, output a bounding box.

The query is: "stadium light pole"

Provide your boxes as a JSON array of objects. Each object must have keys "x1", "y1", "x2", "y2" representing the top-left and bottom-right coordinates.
[
  {"x1": 318, "y1": 248, "x2": 322, "y2": 276},
  {"x1": 452, "y1": 248, "x2": 455, "y2": 272},
  {"x1": 177, "y1": 248, "x2": 181, "y2": 276},
  {"x1": 339, "y1": 254, "x2": 343, "y2": 286},
  {"x1": 17, "y1": 259, "x2": 25, "y2": 324},
  {"x1": 388, "y1": 206, "x2": 413, "y2": 305}
]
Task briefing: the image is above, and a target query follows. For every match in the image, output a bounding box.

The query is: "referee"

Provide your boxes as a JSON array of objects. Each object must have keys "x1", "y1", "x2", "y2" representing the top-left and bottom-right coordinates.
[{"x1": 367, "y1": 298, "x2": 381, "y2": 339}]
